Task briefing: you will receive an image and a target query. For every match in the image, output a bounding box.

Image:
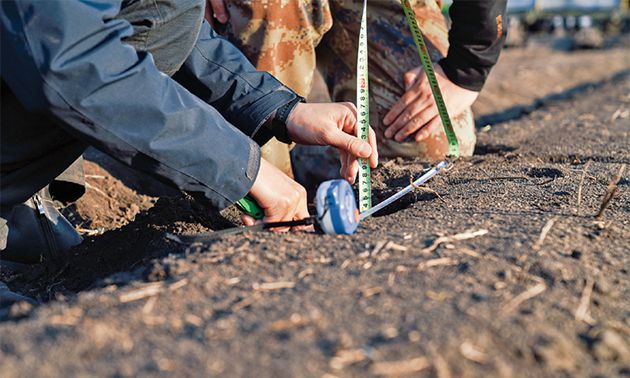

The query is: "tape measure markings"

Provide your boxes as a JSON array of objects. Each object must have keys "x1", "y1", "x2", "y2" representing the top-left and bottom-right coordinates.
[
  {"x1": 400, "y1": 0, "x2": 460, "y2": 158},
  {"x1": 357, "y1": 0, "x2": 373, "y2": 212}
]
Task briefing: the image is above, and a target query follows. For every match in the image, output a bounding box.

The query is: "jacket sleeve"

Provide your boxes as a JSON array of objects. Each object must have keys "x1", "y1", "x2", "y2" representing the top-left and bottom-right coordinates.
[
  {"x1": 173, "y1": 21, "x2": 298, "y2": 142},
  {"x1": 0, "y1": 0, "x2": 264, "y2": 210},
  {"x1": 439, "y1": 0, "x2": 507, "y2": 92}
]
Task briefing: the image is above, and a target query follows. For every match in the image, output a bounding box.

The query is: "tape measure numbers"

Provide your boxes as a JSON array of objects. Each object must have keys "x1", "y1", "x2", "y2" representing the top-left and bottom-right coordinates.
[
  {"x1": 237, "y1": 1, "x2": 456, "y2": 221},
  {"x1": 400, "y1": 0, "x2": 460, "y2": 158},
  {"x1": 357, "y1": 0, "x2": 372, "y2": 212}
]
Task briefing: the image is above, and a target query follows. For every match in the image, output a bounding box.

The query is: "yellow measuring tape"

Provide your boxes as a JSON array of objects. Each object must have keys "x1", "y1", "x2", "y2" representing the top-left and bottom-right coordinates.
[
  {"x1": 400, "y1": 0, "x2": 460, "y2": 158},
  {"x1": 356, "y1": 1, "x2": 459, "y2": 212},
  {"x1": 356, "y1": 0, "x2": 372, "y2": 212}
]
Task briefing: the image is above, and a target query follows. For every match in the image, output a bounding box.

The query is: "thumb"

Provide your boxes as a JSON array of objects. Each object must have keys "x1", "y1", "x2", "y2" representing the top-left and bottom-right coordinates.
[
  {"x1": 328, "y1": 130, "x2": 372, "y2": 158},
  {"x1": 404, "y1": 66, "x2": 423, "y2": 91}
]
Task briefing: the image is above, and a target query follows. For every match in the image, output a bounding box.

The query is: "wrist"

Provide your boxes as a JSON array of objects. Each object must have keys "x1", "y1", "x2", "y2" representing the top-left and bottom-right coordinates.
[
  {"x1": 249, "y1": 158, "x2": 267, "y2": 199},
  {"x1": 268, "y1": 97, "x2": 304, "y2": 144}
]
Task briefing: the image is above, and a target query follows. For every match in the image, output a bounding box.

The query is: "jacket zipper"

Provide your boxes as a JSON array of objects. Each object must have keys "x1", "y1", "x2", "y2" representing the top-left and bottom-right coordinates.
[{"x1": 32, "y1": 193, "x2": 59, "y2": 261}]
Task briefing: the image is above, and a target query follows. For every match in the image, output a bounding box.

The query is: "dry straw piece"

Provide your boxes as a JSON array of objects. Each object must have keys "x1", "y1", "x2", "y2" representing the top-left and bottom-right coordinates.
[
  {"x1": 370, "y1": 357, "x2": 430, "y2": 376},
  {"x1": 502, "y1": 282, "x2": 547, "y2": 314},
  {"x1": 421, "y1": 229, "x2": 489, "y2": 254},
  {"x1": 119, "y1": 279, "x2": 188, "y2": 303},
  {"x1": 252, "y1": 281, "x2": 295, "y2": 291},
  {"x1": 575, "y1": 278, "x2": 595, "y2": 324},
  {"x1": 595, "y1": 164, "x2": 626, "y2": 218},
  {"x1": 534, "y1": 218, "x2": 556, "y2": 250}
]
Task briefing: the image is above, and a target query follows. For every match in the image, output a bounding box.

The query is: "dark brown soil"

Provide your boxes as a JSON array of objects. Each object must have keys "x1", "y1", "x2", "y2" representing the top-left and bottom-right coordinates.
[
  {"x1": 62, "y1": 161, "x2": 156, "y2": 234},
  {"x1": 1, "y1": 39, "x2": 629, "y2": 378}
]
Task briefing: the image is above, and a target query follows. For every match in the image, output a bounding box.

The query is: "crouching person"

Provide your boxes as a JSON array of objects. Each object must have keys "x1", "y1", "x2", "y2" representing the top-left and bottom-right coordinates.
[{"x1": 0, "y1": 0, "x2": 377, "y2": 286}]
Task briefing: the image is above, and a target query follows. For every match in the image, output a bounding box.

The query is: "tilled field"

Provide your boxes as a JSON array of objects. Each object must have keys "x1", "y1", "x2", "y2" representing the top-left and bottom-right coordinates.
[{"x1": 1, "y1": 43, "x2": 629, "y2": 377}]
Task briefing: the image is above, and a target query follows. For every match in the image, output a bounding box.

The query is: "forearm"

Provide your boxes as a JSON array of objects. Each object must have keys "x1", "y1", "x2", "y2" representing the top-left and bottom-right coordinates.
[
  {"x1": 173, "y1": 21, "x2": 299, "y2": 143},
  {"x1": 440, "y1": 0, "x2": 507, "y2": 91}
]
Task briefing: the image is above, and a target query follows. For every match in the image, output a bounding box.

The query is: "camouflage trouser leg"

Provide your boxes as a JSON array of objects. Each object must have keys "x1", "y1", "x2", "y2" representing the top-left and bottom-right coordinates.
[{"x1": 217, "y1": 1, "x2": 333, "y2": 177}]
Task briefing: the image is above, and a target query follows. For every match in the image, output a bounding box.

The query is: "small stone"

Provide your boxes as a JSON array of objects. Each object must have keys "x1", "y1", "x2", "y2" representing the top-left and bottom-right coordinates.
[
  {"x1": 408, "y1": 330, "x2": 421, "y2": 343},
  {"x1": 594, "y1": 330, "x2": 630, "y2": 362},
  {"x1": 593, "y1": 277, "x2": 611, "y2": 295},
  {"x1": 382, "y1": 326, "x2": 398, "y2": 339}
]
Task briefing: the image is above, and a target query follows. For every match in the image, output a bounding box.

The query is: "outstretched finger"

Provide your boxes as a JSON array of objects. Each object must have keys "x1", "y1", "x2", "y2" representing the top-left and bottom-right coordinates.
[
  {"x1": 326, "y1": 129, "x2": 372, "y2": 160},
  {"x1": 414, "y1": 115, "x2": 442, "y2": 142},
  {"x1": 368, "y1": 126, "x2": 378, "y2": 168},
  {"x1": 347, "y1": 157, "x2": 360, "y2": 184}
]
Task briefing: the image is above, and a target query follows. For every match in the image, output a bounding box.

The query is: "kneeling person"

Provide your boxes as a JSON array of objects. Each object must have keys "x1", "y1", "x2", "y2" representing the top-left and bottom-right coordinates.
[{"x1": 0, "y1": 0, "x2": 377, "y2": 268}]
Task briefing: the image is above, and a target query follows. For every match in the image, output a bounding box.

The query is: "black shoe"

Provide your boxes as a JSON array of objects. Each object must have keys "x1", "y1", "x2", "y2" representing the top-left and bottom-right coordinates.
[{"x1": 0, "y1": 188, "x2": 83, "y2": 265}]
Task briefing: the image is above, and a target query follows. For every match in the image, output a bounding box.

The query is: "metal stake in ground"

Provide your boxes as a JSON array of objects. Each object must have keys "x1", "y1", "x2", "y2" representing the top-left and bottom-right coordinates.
[
  {"x1": 400, "y1": 0, "x2": 460, "y2": 158},
  {"x1": 356, "y1": 0, "x2": 372, "y2": 212}
]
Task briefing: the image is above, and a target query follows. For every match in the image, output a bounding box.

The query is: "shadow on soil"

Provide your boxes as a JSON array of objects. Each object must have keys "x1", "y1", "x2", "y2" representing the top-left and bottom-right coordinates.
[
  {"x1": 475, "y1": 68, "x2": 630, "y2": 127},
  {"x1": 2, "y1": 196, "x2": 237, "y2": 316}
]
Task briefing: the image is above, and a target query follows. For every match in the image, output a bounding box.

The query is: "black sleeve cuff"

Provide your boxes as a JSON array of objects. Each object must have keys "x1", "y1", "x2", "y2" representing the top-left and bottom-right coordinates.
[
  {"x1": 442, "y1": 0, "x2": 507, "y2": 91},
  {"x1": 267, "y1": 96, "x2": 304, "y2": 144},
  {"x1": 439, "y1": 57, "x2": 487, "y2": 92}
]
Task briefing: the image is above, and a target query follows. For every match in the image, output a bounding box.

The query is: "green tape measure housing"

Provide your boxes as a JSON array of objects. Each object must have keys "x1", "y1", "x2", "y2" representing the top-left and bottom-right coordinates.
[{"x1": 236, "y1": 196, "x2": 264, "y2": 220}]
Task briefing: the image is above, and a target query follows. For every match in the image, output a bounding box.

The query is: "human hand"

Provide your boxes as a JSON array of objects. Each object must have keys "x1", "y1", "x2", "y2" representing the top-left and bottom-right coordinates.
[
  {"x1": 286, "y1": 102, "x2": 378, "y2": 184},
  {"x1": 246, "y1": 158, "x2": 309, "y2": 231},
  {"x1": 205, "y1": 0, "x2": 228, "y2": 26},
  {"x1": 382, "y1": 64, "x2": 478, "y2": 142}
]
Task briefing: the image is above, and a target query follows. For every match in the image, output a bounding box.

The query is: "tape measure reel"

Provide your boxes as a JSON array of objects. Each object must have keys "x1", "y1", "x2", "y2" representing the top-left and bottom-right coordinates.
[{"x1": 315, "y1": 179, "x2": 360, "y2": 235}]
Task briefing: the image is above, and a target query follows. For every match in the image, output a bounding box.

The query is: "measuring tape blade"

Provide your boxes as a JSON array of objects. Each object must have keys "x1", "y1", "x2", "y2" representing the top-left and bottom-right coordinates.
[
  {"x1": 359, "y1": 160, "x2": 448, "y2": 220},
  {"x1": 357, "y1": 0, "x2": 372, "y2": 212},
  {"x1": 400, "y1": 0, "x2": 460, "y2": 158}
]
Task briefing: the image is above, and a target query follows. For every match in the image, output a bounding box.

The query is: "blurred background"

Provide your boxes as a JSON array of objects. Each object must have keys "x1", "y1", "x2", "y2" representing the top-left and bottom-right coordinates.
[{"x1": 443, "y1": 0, "x2": 630, "y2": 49}]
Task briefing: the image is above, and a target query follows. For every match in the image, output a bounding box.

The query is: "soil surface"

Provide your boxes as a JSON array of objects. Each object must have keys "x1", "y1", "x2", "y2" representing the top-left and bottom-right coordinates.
[{"x1": 1, "y1": 38, "x2": 629, "y2": 377}]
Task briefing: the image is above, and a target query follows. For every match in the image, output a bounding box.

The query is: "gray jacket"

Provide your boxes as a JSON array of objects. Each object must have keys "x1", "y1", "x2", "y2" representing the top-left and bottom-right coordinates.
[{"x1": 0, "y1": 0, "x2": 297, "y2": 210}]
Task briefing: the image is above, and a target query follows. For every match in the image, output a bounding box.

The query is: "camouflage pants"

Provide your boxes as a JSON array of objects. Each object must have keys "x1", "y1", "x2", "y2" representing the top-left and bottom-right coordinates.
[{"x1": 216, "y1": 0, "x2": 475, "y2": 181}]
